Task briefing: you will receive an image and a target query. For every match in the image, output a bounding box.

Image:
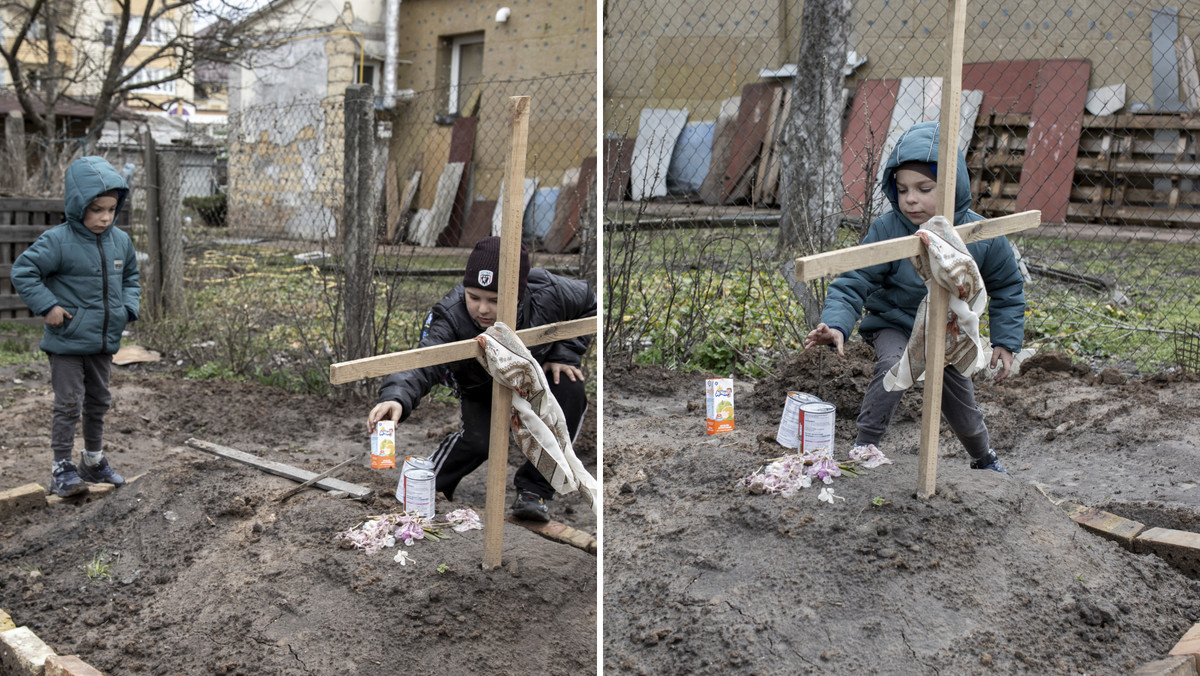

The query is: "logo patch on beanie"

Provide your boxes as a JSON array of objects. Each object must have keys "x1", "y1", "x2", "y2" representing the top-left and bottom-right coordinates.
[{"x1": 477, "y1": 270, "x2": 494, "y2": 287}]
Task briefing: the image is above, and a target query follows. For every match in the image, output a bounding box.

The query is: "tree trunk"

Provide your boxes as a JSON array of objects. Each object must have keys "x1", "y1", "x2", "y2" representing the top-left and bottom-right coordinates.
[{"x1": 778, "y1": 0, "x2": 850, "y2": 256}]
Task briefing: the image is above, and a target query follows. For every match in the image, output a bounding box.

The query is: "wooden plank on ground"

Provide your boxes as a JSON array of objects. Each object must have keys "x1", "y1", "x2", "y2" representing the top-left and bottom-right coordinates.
[
  {"x1": 753, "y1": 84, "x2": 784, "y2": 205},
  {"x1": 842, "y1": 79, "x2": 899, "y2": 217},
  {"x1": 506, "y1": 515, "x2": 597, "y2": 554},
  {"x1": 329, "y1": 316, "x2": 597, "y2": 384},
  {"x1": 386, "y1": 170, "x2": 420, "y2": 244},
  {"x1": 185, "y1": 438, "x2": 373, "y2": 499},
  {"x1": 418, "y1": 125, "x2": 453, "y2": 211},
  {"x1": 1017, "y1": 59, "x2": 1090, "y2": 222},
  {"x1": 411, "y1": 162, "x2": 466, "y2": 247},
  {"x1": 794, "y1": 211, "x2": 1041, "y2": 282}
]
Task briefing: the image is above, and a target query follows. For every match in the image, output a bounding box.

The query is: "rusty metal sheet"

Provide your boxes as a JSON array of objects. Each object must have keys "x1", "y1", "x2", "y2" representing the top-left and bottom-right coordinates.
[
  {"x1": 962, "y1": 60, "x2": 1044, "y2": 116},
  {"x1": 842, "y1": 79, "x2": 899, "y2": 217},
  {"x1": 458, "y1": 199, "x2": 496, "y2": 249},
  {"x1": 723, "y1": 83, "x2": 776, "y2": 203},
  {"x1": 543, "y1": 157, "x2": 597, "y2": 254},
  {"x1": 1017, "y1": 59, "x2": 1091, "y2": 223},
  {"x1": 438, "y1": 116, "x2": 477, "y2": 247}
]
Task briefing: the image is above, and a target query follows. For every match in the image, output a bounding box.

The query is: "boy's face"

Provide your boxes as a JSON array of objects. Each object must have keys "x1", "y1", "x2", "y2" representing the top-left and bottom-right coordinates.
[
  {"x1": 893, "y1": 166, "x2": 938, "y2": 226},
  {"x1": 83, "y1": 195, "x2": 119, "y2": 235},
  {"x1": 464, "y1": 287, "x2": 499, "y2": 327}
]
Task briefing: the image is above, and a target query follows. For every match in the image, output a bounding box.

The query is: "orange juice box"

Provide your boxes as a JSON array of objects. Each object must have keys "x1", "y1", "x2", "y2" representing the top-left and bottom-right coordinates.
[
  {"x1": 705, "y1": 378, "x2": 735, "y2": 434},
  {"x1": 371, "y1": 420, "x2": 396, "y2": 469}
]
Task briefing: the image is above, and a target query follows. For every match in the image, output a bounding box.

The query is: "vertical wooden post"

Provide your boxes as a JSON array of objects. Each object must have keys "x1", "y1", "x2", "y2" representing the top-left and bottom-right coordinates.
[
  {"x1": 157, "y1": 149, "x2": 184, "y2": 316},
  {"x1": 482, "y1": 96, "x2": 531, "y2": 570},
  {"x1": 142, "y1": 131, "x2": 161, "y2": 319},
  {"x1": 916, "y1": 0, "x2": 969, "y2": 498}
]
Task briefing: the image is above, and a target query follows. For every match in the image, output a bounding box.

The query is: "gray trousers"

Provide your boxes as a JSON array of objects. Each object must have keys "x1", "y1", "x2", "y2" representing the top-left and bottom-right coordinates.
[
  {"x1": 856, "y1": 328, "x2": 991, "y2": 460},
  {"x1": 48, "y1": 353, "x2": 112, "y2": 463}
]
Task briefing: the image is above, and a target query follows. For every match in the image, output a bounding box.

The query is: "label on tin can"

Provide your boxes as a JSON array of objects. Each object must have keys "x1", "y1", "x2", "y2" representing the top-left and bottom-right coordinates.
[
  {"x1": 776, "y1": 391, "x2": 822, "y2": 448},
  {"x1": 800, "y1": 402, "x2": 836, "y2": 456},
  {"x1": 402, "y1": 468, "x2": 436, "y2": 519},
  {"x1": 705, "y1": 378, "x2": 735, "y2": 434},
  {"x1": 371, "y1": 420, "x2": 396, "y2": 469},
  {"x1": 396, "y1": 456, "x2": 435, "y2": 503}
]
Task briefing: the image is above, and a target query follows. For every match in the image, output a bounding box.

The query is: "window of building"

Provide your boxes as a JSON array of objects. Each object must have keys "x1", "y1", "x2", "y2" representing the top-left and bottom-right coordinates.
[
  {"x1": 355, "y1": 59, "x2": 382, "y2": 90},
  {"x1": 447, "y1": 33, "x2": 484, "y2": 114},
  {"x1": 123, "y1": 66, "x2": 176, "y2": 95}
]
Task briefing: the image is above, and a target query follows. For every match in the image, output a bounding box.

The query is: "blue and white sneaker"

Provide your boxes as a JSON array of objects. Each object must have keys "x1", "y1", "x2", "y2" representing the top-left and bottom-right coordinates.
[
  {"x1": 50, "y1": 460, "x2": 88, "y2": 497},
  {"x1": 78, "y1": 456, "x2": 126, "y2": 486},
  {"x1": 970, "y1": 449, "x2": 1008, "y2": 474}
]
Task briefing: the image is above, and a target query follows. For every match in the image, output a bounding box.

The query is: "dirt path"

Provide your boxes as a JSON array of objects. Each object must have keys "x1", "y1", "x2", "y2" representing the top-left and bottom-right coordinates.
[
  {"x1": 603, "y1": 346, "x2": 1200, "y2": 675},
  {"x1": 0, "y1": 361, "x2": 597, "y2": 674}
]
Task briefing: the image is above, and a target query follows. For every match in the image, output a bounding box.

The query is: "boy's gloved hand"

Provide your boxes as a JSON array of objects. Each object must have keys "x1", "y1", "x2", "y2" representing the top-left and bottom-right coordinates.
[
  {"x1": 44, "y1": 305, "x2": 72, "y2": 328},
  {"x1": 803, "y1": 323, "x2": 845, "y2": 357}
]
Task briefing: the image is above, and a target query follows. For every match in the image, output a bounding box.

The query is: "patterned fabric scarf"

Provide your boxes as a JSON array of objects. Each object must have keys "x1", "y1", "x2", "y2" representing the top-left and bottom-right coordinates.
[
  {"x1": 474, "y1": 322, "x2": 599, "y2": 514},
  {"x1": 884, "y1": 215, "x2": 988, "y2": 392}
]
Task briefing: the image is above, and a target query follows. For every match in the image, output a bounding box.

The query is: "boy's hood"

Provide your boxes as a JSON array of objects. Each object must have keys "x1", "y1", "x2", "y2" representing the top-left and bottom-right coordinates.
[
  {"x1": 880, "y1": 121, "x2": 973, "y2": 227},
  {"x1": 64, "y1": 156, "x2": 129, "y2": 234}
]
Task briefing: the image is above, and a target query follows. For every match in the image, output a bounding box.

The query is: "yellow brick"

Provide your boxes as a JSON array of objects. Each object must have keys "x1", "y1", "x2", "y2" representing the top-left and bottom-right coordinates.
[
  {"x1": 0, "y1": 609, "x2": 15, "y2": 632},
  {"x1": 0, "y1": 484, "x2": 47, "y2": 521},
  {"x1": 0, "y1": 626, "x2": 56, "y2": 675},
  {"x1": 1172, "y1": 623, "x2": 1200, "y2": 658}
]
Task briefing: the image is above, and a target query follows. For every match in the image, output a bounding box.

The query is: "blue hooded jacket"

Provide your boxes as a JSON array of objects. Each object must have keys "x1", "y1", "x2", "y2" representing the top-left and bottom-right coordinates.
[
  {"x1": 819, "y1": 121, "x2": 1026, "y2": 352},
  {"x1": 10, "y1": 156, "x2": 140, "y2": 355}
]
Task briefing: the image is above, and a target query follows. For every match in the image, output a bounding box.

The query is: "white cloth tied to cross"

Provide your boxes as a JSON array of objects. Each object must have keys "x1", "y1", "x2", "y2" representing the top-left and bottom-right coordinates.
[
  {"x1": 884, "y1": 215, "x2": 988, "y2": 392},
  {"x1": 474, "y1": 322, "x2": 599, "y2": 515}
]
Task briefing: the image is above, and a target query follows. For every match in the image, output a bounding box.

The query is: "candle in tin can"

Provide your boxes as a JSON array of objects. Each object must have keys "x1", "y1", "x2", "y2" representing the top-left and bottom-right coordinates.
[
  {"x1": 402, "y1": 468, "x2": 436, "y2": 519},
  {"x1": 397, "y1": 455, "x2": 435, "y2": 504}
]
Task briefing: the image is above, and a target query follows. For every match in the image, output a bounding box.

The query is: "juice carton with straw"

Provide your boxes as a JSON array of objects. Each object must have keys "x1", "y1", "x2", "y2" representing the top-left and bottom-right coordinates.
[{"x1": 706, "y1": 378, "x2": 735, "y2": 434}]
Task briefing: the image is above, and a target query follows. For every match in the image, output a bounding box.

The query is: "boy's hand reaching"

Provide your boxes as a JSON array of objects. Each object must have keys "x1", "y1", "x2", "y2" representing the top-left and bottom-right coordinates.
[
  {"x1": 990, "y1": 346, "x2": 1015, "y2": 383},
  {"x1": 44, "y1": 306, "x2": 71, "y2": 328},
  {"x1": 367, "y1": 401, "x2": 403, "y2": 434},
  {"x1": 804, "y1": 323, "x2": 845, "y2": 357},
  {"x1": 544, "y1": 362, "x2": 585, "y2": 384}
]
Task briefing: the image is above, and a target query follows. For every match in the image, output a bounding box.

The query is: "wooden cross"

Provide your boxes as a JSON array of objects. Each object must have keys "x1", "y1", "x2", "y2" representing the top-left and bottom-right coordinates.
[
  {"x1": 793, "y1": 0, "x2": 1039, "y2": 498},
  {"x1": 329, "y1": 96, "x2": 597, "y2": 568}
]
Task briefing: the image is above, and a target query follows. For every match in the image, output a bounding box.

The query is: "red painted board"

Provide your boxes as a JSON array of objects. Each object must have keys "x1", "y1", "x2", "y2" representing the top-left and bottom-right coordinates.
[
  {"x1": 1017, "y1": 59, "x2": 1090, "y2": 223},
  {"x1": 842, "y1": 79, "x2": 899, "y2": 217},
  {"x1": 459, "y1": 199, "x2": 496, "y2": 249},
  {"x1": 962, "y1": 60, "x2": 1044, "y2": 116},
  {"x1": 543, "y1": 156, "x2": 597, "y2": 254},
  {"x1": 604, "y1": 137, "x2": 635, "y2": 202},
  {"x1": 438, "y1": 116, "x2": 477, "y2": 247},
  {"x1": 723, "y1": 82, "x2": 777, "y2": 203}
]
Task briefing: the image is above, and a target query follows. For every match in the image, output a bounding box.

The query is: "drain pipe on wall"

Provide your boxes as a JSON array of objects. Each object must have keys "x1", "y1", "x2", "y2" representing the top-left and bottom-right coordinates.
[{"x1": 383, "y1": 0, "x2": 400, "y2": 108}]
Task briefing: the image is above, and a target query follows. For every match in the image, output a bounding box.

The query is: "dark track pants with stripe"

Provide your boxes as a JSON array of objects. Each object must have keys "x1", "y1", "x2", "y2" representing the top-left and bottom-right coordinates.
[{"x1": 428, "y1": 377, "x2": 587, "y2": 501}]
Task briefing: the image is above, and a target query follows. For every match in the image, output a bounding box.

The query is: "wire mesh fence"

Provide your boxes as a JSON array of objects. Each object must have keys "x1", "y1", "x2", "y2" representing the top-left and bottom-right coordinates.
[{"x1": 604, "y1": 0, "x2": 1200, "y2": 375}]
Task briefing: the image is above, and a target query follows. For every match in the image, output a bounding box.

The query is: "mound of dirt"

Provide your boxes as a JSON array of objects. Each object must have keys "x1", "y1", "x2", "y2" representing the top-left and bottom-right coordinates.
[
  {"x1": 604, "y1": 353, "x2": 1200, "y2": 674},
  {"x1": 0, "y1": 362, "x2": 597, "y2": 674}
]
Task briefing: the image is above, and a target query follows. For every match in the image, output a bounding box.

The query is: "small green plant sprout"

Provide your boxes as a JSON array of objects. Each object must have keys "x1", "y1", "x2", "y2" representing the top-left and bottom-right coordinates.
[
  {"x1": 871, "y1": 496, "x2": 887, "y2": 507},
  {"x1": 437, "y1": 563, "x2": 451, "y2": 574},
  {"x1": 18, "y1": 562, "x2": 42, "y2": 575},
  {"x1": 86, "y1": 552, "x2": 113, "y2": 580},
  {"x1": 1075, "y1": 573, "x2": 1087, "y2": 583}
]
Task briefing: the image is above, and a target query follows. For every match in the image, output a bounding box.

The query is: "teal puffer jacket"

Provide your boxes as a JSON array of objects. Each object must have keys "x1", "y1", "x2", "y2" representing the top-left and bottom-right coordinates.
[
  {"x1": 10, "y1": 156, "x2": 140, "y2": 355},
  {"x1": 819, "y1": 121, "x2": 1026, "y2": 352}
]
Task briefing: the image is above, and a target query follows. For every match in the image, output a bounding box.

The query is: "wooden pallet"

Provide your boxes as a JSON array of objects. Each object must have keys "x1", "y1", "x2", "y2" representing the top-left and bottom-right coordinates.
[{"x1": 969, "y1": 113, "x2": 1200, "y2": 228}]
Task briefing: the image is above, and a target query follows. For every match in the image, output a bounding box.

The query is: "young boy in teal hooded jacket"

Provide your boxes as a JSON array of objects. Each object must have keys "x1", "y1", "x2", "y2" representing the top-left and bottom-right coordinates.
[
  {"x1": 803, "y1": 121, "x2": 1025, "y2": 473},
  {"x1": 11, "y1": 156, "x2": 140, "y2": 496}
]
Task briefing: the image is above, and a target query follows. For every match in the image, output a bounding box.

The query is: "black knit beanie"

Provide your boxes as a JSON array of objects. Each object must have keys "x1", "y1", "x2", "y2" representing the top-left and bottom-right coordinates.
[{"x1": 463, "y1": 237, "x2": 529, "y2": 297}]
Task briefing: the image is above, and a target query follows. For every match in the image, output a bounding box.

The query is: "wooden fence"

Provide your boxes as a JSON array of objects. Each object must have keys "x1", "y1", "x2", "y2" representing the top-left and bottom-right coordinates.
[{"x1": 0, "y1": 197, "x2": 131, "y2": 324}]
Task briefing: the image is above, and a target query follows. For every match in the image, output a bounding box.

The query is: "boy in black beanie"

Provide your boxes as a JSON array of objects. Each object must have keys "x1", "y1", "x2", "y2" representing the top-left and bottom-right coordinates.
[{"x1": 368, "y1": 237, "x2": 595, "y2": 521}]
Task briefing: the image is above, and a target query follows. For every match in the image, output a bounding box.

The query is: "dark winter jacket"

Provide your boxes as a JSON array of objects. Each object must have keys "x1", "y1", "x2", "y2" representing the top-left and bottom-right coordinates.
[
  {"x1": 820, "y1": 121, "x2": 1026, "y2": 352},
  {"x1": 377, "y1": 268, "x2": 595, "y2": 421},
  {"x1": 10, "y1": 156, "x2": 139, "y2": 356}
]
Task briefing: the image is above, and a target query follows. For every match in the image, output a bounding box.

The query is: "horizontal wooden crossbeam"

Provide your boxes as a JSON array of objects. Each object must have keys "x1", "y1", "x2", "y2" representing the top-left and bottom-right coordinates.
[
  {"x1": 794, "y1": 210, "x2": 1041, "y2": 282},
  {"x1": 328, "y1": 316, "x2": 597, "y2": 384}
]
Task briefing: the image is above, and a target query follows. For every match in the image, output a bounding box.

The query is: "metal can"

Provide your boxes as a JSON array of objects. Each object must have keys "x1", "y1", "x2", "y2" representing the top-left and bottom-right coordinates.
[
  {"x1": 800, "y1": 402, "x2": 836, "y2": 456},
  {"x1": 776, "y1": 391, "x2": 822, "y2": 449},
  {"x1": 396, "y1": 455, "x2": 435, "y2": 503},
  {"x1": 402, "y1": 468, "x2": 436, "y2": 519}
]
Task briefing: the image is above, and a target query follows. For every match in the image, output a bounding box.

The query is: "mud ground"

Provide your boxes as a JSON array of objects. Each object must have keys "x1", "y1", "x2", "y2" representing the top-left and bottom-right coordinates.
[
  {"x1": 0, "y1": 359, "x2": 597, "y2": 675},
  {"x1": 603, "y1": 342, "x2": 1200, "y2": 675}
]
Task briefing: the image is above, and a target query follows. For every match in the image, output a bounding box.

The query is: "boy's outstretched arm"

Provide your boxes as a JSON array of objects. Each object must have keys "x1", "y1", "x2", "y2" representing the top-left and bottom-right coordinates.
[{"x1": 804, "y1": 323, "x2": 846, "y2": 357}]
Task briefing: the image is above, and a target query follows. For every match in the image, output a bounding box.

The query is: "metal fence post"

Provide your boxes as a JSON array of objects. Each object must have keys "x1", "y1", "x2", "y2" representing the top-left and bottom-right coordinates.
[{"x1": 343, "y1": 83, "x2": 377, "y2": 363}]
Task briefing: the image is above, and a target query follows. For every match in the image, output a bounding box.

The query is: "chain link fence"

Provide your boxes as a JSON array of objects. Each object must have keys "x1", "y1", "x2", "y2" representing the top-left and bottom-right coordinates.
[{"x1": 604, "y1": 0, "x2": 1200, "y2": 375}]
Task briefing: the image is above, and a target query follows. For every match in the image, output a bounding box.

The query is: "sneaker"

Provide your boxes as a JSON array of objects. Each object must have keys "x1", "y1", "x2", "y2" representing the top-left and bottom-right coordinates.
[
  {"x1": 970, "y1": 449, "x2": 1008, "y2": 474},
  {"x1": 50, "y1": 460, "x2": 88, "y2": 497},
  {"x1": 78, "y1": 456, "x2": 126, "y2": 486},
  {"x1": 510, "y1": 490, "x2": 551, "y2": 522}
]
